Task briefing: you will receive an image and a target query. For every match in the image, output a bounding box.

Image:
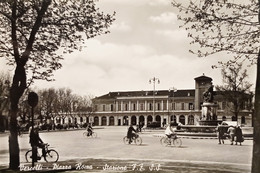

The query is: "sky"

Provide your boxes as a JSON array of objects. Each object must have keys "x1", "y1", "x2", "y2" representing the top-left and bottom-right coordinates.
[{"x1": 0, "y1": 0, "x2": 257, "y2": 97}]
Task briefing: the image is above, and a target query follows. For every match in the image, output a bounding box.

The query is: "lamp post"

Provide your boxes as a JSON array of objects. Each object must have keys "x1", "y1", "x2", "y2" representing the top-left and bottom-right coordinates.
[
  {"x1": 169, "y1": 87, "x2": 177, "y2": 125},
  {"x1": 149, "y1": 77, "x2": 160, "y2": 122}
]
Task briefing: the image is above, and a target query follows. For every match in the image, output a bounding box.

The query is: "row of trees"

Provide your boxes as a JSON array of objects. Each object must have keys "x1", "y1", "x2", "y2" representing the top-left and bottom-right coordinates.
[
  {"x1": 0, "y1": 71, "x2": 95, "y2": 130},
  {"x1": 19, "y1": 87, "x2": 95, "y2": 129}
]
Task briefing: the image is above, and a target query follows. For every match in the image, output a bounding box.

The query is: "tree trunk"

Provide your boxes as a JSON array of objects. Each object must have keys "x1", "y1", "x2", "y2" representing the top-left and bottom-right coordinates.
[
  {"x1": 252, "y1": 49, "x2": 260, "y2": 173},
  {"x1": 252, "y1": 2, "x2": 260, "y2": 172},
  {"x1": 9, "y1": 110, "x2": 19, "y2": 170},
  {"x1": 9, "y1": 65, "x2": 27, "y2": 169}
]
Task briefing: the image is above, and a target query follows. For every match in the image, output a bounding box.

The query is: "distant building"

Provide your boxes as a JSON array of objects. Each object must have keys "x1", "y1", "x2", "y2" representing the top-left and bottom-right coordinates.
[
  {"x1": 89, "y1": 75, "x2": 253, "y2": 127},
  {"x1": 53, "y1": 74, "x2": 253, "y2": 127}
]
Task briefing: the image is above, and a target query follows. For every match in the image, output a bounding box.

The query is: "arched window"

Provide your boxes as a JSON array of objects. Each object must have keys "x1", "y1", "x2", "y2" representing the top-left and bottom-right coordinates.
[
  {"x1": 155, "y1": 115, "x2": 161, "y2": 122},
  {"x1": 131, "y1": 116, "x2": 137, "y2": 125},
  {"x1": 123, "y1": 116, "x2": 128, "y2": 126},
  {"x1": 109, "y1": 116, "x2": 114, "y2": 126},
  {"x1": 80, "y1": 117, "x2": 83, "y2": 123},
  {"x1": 179, "y1": 115, "x2": 185, "y2": 125},
  {"x1": 102, "y1": 116, "x2": 107, "y2": 126},
  {"x1": 170, "y1": 115, "x2": 177, "y2": 123},
  {"x1": 94, "y1": 116, "x2": 99, "y2": 126},
  {"x1": 139, "y1": 115, "x2": 145, "y2": 125},
  {"x1": 147, "y1": 115, "x2": 153, "y2": 124}
]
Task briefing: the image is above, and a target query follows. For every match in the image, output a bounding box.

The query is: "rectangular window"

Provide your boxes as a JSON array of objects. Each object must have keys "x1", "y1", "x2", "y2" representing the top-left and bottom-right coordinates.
[
  {"x1": 133, "y1": 103, "x2": 136, "y2": 111},
  {"x1": 157, "y1": 103, "x2": 160, "y2": 110},
  {"x1": 125, "y1": 104, "x2": 128, "y2": 111},
  {"x1": 140, "y1": 103, "x2": 144, "y2": 111},
  {"x1": 189, "y1": 103, "x2": 194, "y2": 110},
  {"x1": 181, "y1": 103, "x2": 185, "y2": 110},
  {"x1": 163, "y1": 102, "x2": 167, "y2": 110},
  {"x1": 118, "y1": 103, "x2": 121, "y2": 111},
  {"x1": 103, "y1": 105, "x2": 106, "y2": 111},
  {"x1": 111, "y1": 104, "x2": 114, "y2": 111}
]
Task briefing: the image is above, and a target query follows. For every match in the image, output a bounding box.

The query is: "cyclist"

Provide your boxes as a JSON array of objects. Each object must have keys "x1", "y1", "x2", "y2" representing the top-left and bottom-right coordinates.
[
  {"x1": 86, "y1": 123, "x2": 93, "y2": 136},
  {"x1": 29, "y1": 126, "x2": 46, "y2": 159},
  {"x1": 165, "y1": 124, "x2": 177, "y2": 139},
  {"x1": 127, "y1": 124, "x2": 136, "y2": 144}
]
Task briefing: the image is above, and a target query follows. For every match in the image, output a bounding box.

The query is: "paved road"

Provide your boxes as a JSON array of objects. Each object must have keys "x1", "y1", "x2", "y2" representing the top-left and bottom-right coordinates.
[{"x1": 0, "y1": 126, "x2": 253, "y2": 172}]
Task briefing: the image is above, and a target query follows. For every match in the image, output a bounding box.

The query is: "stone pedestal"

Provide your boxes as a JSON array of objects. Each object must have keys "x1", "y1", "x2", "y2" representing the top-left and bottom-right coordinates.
[
  {"x1": 199, "y1": 102, "x2": 221, "y2": 126},
  {"x1": 201, "y1": 102, "x2": 218, "y2": 120}
]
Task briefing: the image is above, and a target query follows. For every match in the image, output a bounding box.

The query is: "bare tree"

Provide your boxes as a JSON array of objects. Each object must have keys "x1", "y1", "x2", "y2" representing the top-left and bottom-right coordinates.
[
  {"x1": 216, "y1": 63, "x2": 253, "y2": 122},
  {"x1": 40, "y1": 88, "x2": 57, "y2": 129},
  {"x1": 0, "y1": 0, "x2": 115, "y2": 169},
  {"x1": 171, "y1": 0, "x2": 259, "y2": 171}
]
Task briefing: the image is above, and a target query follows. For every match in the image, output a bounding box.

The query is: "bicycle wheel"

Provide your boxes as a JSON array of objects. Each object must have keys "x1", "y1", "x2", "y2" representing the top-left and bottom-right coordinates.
[
  {"x1": 173, "y1": 138, "x2": 182, "y2": 147},
  {"x1": 161, "y1": 137, "x2": 170, "y2": 147},
  {"x1": 123, "y1": 136, "x2": 130, "y2": 144},
  {"x1": 135, "y1": 137, "x2": 142, "y2": 145},
  {"x1": 25, "y1": 150, "x2": 32, "y2": 162},
  {"x1": 44, "y1": 149, "x2": 59, "y2": 162},
  {"x1": 92, "y1": 132, "x2": 97, "y2": 138},
  {"x1": 83, "y1": 132, "x2": 88, "y2": 137},
  {"x1": 160, "y1": 137, "x2": 166, "y2": 146}
]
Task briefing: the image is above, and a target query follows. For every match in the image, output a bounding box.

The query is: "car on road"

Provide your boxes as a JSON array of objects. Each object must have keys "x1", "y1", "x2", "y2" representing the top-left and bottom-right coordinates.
[{"x1": 147, "y1": 121, "x2": 161, "y2": 128}]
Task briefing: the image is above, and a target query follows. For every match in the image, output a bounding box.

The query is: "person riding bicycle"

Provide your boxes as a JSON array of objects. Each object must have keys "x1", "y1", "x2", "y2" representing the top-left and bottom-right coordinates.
[
  {"x1": 86, "y1": 123, "x2": 93, "y2": 136},
  {"x1": 29, "y1": 125, "x2": 46, "y2": 159},
  {"x1": 165, "y1": 124, "x2": 177, "y2": 139},
  {"x1": 127, "y1": 124, "x2": 136, "y2": 144}
]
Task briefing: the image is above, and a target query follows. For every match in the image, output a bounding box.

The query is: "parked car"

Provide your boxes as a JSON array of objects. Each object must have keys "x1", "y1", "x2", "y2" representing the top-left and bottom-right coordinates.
[{"x1": 147, "y1": 121, "x2": 161, "y2": 128}]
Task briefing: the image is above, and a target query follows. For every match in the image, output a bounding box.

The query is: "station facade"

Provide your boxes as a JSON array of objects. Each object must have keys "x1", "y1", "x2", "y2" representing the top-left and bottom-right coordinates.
[{"x1": 55, "y1": 75, "x2": 253, "y2": 127}]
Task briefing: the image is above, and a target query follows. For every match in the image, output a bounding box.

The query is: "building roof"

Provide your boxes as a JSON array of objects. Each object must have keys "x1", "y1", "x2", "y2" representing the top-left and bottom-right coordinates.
[
  {"x1": 95, "y1": 89, "x2": 195, "y2": 100},
  {"x1": 194, "y1": 74, "x2": 212, "y2": 81}
]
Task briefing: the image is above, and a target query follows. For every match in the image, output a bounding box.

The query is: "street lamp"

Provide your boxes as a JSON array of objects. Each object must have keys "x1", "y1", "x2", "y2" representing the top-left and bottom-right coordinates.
[
  {"x1": 149, "y1": 77, "x2": 160, "y2": 122},
  {"x1": 169, "y1": 87, "x2": 177, "y2": 125}
]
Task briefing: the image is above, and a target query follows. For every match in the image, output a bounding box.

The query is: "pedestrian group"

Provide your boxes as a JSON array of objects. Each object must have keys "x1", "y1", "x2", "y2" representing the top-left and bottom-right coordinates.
[{"x1": 216, "y1": 123, "x2": 244, "y2": 145}]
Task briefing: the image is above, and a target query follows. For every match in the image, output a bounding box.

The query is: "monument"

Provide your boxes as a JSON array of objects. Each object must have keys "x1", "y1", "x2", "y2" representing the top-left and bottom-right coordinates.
[
  {"x1": 199, "y1": 82, "x2": 221, "y2": 126},
  {"x1": 180, "y1": 75, "x2": 222, "y2": 133}
]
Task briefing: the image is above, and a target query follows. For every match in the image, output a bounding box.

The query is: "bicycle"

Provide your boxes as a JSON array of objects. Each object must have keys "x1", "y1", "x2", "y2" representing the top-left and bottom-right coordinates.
[
  {"x1": 160, "y1": 135, "x2": 182, "y2": 147},
  {"x1": 25, "y1": 143, "x2": 59, "y2": 163},
  {"x1": 83, "y1": 131, "x2": 97, "y2": 138},
  {"x1": 123, "y1": 133, "x2": 142, "y2": 145}
]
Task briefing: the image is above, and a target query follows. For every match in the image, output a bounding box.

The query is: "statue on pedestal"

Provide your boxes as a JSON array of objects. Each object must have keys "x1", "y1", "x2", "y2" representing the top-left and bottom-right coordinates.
[{"x1": 203, "y1": 83, "x2": 214, "y2": 103}]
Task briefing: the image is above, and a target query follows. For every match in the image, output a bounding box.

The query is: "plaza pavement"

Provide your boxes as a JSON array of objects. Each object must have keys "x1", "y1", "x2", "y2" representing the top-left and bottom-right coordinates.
[{"x1": 0, "y1": 126, "x2": 253, "y2": 173}]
